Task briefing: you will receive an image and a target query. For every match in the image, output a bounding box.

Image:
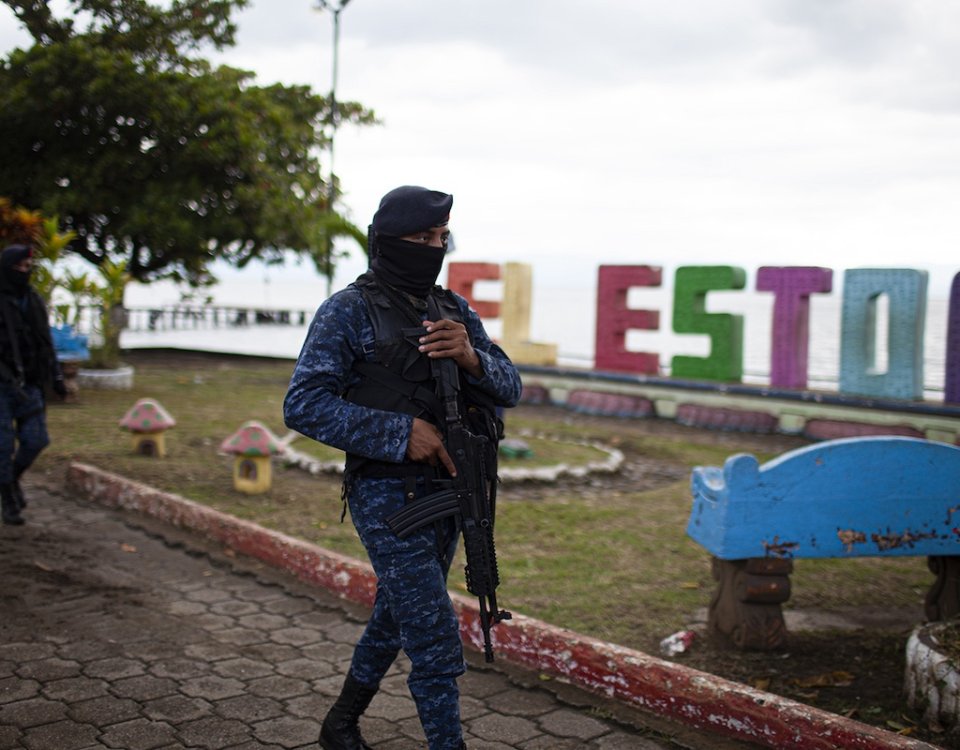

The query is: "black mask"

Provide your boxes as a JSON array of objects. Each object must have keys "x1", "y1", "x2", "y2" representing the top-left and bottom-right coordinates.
[
  {"x1": 8, "y1": 268, "x2": 31, "y2": 293},
  {"x1": 371, "y1": 236, "x2": 446, "y2": 297},
  {"x1": 0, "y1": 267, "x2": 31, "y2": 295}
]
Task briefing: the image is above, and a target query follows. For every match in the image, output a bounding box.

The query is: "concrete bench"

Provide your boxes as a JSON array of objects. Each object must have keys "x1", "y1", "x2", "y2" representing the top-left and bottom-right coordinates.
[{"x1": 686, "y1": 436, "x2": 960, "y2": 650}]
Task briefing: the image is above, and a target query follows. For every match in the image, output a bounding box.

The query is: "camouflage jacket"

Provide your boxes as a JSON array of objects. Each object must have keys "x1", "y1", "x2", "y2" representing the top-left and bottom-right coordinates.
[{"x1": 283, "y1": 280, "x2": 522, "y2": 465}]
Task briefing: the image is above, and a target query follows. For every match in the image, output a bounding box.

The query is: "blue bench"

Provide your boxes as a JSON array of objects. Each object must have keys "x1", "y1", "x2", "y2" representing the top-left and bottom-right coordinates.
[
  {"x1": 686, "y1": 436, "x2": 960, "y2": 650},
  {"x1": 51, "y1": 323, "x2": 90, "y2": 362}
]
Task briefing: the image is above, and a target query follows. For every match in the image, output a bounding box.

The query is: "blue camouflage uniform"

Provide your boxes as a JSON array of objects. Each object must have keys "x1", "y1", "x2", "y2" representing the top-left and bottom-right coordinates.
[{"x1": 284, "y1": 281, "x2": 521, "y2": 750}]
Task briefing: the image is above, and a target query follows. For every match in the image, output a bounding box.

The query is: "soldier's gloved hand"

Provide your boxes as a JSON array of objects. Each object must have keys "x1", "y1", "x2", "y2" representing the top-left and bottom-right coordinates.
[
  {"x1": 53, "y1": 378, "x2": 68, "y2": 399},
  {"x1": 406, "y1": 418, "x2": 457, "y2": 477}
]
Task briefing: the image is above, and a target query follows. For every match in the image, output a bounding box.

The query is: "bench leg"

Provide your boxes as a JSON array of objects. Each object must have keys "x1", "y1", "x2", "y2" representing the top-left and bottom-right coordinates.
[
  {"x1": 709, "y1": 557, "x2": 793, "y2": 651},
  {"x1": 925, "y1": 555, "x2": 960, "y2": 621}
]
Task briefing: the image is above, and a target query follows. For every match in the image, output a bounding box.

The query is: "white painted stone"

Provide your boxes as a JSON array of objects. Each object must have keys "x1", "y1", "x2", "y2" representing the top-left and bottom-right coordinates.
[
  {"x1": 77, "y1": 365, "x2": 135, "y2": 390},
  {"x1": 904, "y1": 622, "x2": 960, "y2": 735}
]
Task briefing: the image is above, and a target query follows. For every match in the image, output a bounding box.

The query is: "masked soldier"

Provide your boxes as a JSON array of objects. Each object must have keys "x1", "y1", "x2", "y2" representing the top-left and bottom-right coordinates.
[
  {"x1": 284, "y1": 186, "x2": 521, "y2": 750},
  {"x1": 0, "y1": 244, "x2": 66, "y2": 525}
]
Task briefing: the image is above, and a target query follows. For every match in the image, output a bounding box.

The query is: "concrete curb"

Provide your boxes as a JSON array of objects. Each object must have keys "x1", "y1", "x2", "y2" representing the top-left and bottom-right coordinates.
[{"x1": 66, "y1": 462, "x2": 941, "y2": 750}]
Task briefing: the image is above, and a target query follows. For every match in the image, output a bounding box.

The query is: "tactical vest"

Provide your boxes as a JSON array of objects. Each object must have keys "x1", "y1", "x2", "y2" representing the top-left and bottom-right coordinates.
[{"x1": 343, "y1": 272, "x2": 502, "y2": 478}]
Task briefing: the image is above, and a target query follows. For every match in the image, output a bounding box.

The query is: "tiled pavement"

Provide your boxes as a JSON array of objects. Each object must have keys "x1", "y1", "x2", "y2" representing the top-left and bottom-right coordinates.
[{"x1": 0, "y1": 483, "x2": 755, "y2": 750}]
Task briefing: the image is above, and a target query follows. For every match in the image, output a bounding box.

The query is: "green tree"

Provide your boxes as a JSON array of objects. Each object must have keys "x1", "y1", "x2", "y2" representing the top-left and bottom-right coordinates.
[{"x1": 0, "y1": 0, "x2": 376, "y2": 288}]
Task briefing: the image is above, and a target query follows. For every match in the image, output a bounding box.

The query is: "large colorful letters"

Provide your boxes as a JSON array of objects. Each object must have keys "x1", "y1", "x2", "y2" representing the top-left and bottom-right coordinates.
[
  {"x1": 946, "y1": 272, "x2": 960, "y2": 404},
  {"x1": 839, "y1": 269, "x2": 928, "y2": 400},
  {"x1": 671, "y1": 266, "x2": 746, "y2": 382},
  {"x1": 755, "y1": 267, "x2": 833, "y2": 390},
  {"x1": 594, "y1": 265, "x2": 661, "y2": 374},
  {"x1": 447, "y1": 261, "x2": 957, "y2": 403}
]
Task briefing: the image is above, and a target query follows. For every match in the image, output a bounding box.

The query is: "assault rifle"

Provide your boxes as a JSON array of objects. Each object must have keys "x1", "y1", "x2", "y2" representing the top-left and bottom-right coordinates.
[{"x1": 386, "y1": 348, "x2": 511, "y2": 662}]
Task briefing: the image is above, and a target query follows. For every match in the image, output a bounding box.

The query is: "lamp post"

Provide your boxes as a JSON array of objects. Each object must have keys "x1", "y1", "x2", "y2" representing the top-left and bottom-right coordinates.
[{"x1": 314, "y1": 0, "x2": 352, "y2": 294}]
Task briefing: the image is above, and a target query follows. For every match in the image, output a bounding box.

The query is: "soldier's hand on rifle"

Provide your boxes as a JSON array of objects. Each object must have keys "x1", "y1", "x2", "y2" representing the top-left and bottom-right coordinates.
[
  {"x1": 419, "y1": 320, "x2": 483, "y2": 378},
  {"x1": 407, "y1": 417, "x2": 457, "y2": 476}
]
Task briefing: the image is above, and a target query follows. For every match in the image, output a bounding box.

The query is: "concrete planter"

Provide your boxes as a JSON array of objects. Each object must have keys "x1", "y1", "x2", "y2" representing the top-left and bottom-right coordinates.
[
  {"x1": 77, "y1": 365, "x2": 135, "y2": 391},
  {"x1": 904, "y1": 620, "x2": 960, "y2": 736}
]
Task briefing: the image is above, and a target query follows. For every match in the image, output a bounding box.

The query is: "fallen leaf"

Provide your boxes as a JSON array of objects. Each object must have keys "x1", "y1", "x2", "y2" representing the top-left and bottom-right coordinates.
[
  {"x1": 679, "y1": 581, "x2": 700, "y2": 589},
  {"x1": 791, "y1": 671, "x2": 855, "y2": 688},
  {"x1": 831, "y1": 670, "x2": 855, "y2": 686},
  {"x1": 120, "y1": 543, "x2": 137, "y2": 553},
  {"x1": 34, "y1": 561, "x2": 53, "y2": 572},
  {"x1": 750, "y1": 677, "x2": 771, "y2": 691},
  {"x1": 538, "y1": 673, "x2": 552, "y2": 681}
]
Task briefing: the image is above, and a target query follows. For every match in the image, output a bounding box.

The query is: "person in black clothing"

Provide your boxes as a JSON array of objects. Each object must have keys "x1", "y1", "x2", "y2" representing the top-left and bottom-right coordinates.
[{"x1": 0, "y1": 244, "x2": 66, "y2": 525}]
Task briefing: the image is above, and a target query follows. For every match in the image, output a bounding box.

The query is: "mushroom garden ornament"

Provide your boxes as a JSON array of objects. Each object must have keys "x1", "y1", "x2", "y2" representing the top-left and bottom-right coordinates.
[
  {"x1": 118, "y1": 399, "x2": 176, "y2": 457},
  {"x1": 219, "y1": 421, "x2": 284, "y2": 494}
]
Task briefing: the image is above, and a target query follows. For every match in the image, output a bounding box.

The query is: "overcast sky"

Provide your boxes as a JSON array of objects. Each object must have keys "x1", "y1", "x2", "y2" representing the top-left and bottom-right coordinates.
[{"x1": 2, "y1": 0, "x2": 959, "y2": 298}]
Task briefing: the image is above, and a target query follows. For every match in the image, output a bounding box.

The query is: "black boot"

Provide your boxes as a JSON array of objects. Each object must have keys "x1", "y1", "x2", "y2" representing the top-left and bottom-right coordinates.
[
  {"x1": 1, "y1": 484, "x2": 24, "y2": 525},
  {"x1": 319, "y1": 673, "x2": 377, "y2": 750}
]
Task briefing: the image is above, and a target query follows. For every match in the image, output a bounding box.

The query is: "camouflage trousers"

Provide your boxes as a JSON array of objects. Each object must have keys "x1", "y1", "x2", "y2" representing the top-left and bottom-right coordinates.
[
  {"x1": 347, "y1": 476, "x2": 465, "y2": 750},
  {"x1": 0, "y1": 384, "x2": 49, "y2": 484}
]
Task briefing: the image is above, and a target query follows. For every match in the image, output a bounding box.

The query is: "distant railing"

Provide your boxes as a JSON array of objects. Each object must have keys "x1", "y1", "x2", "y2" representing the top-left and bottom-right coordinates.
[
  {"x1": 67, "y1": 304, "x2": 315, "y2": 335},
  {"x1": 127, "y1": 305, "x2": 314, "y2": 332}
]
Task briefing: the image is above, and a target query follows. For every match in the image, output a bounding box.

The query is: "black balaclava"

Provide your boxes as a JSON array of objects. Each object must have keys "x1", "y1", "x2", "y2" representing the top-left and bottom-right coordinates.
[
  {"x1": 0, "y1": 244, "x2": 34, "y2": 295},
  {"x1": 369, "y1": 185, "x2": 453, "y2": 298}
]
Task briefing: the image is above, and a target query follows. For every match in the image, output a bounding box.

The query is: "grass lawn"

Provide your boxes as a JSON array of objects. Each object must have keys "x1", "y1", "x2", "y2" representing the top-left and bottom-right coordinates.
[{"x1": 40, "y1": 349, "x2": 930, "y2": 659}]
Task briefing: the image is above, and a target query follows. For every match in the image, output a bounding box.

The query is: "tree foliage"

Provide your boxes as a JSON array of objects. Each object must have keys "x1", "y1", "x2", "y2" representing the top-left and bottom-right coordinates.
[{"x1": 0, "y1": 0, "x2": 376, "y2": 284}]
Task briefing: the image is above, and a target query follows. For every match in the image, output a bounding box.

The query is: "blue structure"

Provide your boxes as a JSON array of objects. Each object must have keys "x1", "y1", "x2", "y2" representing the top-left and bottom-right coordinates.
[
  {"x1": 51, "y1": 324, "x2": 90, "y2": 362},
  {"x1": 686, "y1": 436, "x2": 960, "y2": 649},
  {"x1": 688, "y1": 436, "x2": 960, "y2": 559}
]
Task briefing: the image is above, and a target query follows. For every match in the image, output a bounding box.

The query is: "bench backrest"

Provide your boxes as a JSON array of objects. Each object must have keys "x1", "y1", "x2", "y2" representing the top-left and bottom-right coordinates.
[{"x1": 687, "y1": 436, "x2": 960, "y2": 560}]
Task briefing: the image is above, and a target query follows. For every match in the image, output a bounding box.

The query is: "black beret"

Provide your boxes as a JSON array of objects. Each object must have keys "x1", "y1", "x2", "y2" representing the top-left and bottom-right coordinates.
[
  {"x1": 1, "y1": 244, "x2": 32, "y2": 269},
  {"x1": 371, "y1": 185, "x2": 453, "y2": 237}
]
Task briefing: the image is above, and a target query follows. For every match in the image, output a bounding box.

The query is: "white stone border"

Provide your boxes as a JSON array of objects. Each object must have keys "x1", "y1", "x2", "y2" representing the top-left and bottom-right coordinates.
[
  {"x1": 277, "y1": 431, "x2": 345, "y2": 476},
  {"x1": 277, "y1": 430, "x2": 624, "y2": 483},
  {"x1": 77, "y1": 365, "x2": 135, "y2": 390},
  {"x1": 500, "y1": 429, "x2": 624, "y2": 482},
  {"x1": 905, "y1": 621, "x2": 960, "y2": 734}
]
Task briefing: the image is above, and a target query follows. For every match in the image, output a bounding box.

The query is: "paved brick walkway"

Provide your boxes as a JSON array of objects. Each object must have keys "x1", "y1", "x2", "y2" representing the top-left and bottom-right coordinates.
[{"x1": 0, "y1": 483, "x2": 754, "y2": 750}]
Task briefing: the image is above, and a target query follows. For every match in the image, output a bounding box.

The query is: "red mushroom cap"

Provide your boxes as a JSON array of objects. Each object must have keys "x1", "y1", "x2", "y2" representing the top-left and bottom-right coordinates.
[
  {"x1": 219, "y1": 421, "x2": 284, "y2": 456},
  {"x1": 119, "y1": 399, "x2": 176, "y2": 434}
]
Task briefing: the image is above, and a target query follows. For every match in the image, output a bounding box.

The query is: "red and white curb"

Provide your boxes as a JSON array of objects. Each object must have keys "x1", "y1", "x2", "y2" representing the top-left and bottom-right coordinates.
[{"x1": 67, "y1": 462, "x2": 940, "y2": 750}]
